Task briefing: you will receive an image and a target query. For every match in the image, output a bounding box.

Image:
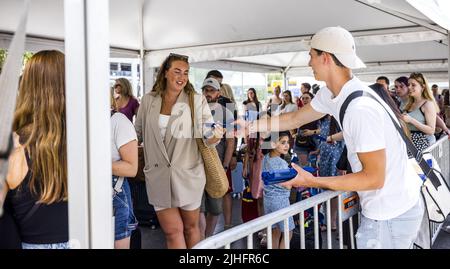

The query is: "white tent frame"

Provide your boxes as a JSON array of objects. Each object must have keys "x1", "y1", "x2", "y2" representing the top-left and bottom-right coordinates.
[
  {"x1": 0, "y1": 0, "x2": 448, "y2": 248},
  {"x1": 64, "y1": 0, "x2": 113, "y2": 249}
]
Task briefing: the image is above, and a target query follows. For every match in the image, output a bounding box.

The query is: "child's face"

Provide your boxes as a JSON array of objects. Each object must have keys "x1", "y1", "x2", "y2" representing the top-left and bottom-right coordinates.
[{"x1": 273, "y1": 135, "x2": 290, "y2": 155}]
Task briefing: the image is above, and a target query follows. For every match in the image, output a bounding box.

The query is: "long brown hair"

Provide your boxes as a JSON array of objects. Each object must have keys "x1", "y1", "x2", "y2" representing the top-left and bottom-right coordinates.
[
  {"x1": 151, "y1": 53, "x2": 195, "y2": 97},
  {"x1": 405, "y1": 72, "x2": 439, "y2": 113},
  {"x1": 13, "y1": 50, "x2": 67, "y2": 204}
]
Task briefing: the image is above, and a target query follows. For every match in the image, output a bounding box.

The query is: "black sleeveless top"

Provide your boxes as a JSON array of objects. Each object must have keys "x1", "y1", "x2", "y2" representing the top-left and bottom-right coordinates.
[{"x1": 6, "y1": 150, "x2": 68, "y2": 244}]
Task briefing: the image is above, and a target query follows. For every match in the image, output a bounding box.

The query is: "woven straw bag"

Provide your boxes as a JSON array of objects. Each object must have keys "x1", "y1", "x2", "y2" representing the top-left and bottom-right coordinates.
[{"x1": 188, "y1": 91, "x2": 229, "y2": 198}]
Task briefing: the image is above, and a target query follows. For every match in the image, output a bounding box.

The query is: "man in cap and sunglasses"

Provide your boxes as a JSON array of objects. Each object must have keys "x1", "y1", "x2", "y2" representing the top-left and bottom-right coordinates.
[
  {"x1": 199, "y1": 77, "x2": 236, "y2": 237},
  {"x1": 238, "y1": 26, "x2": 423, "y2": 249}
]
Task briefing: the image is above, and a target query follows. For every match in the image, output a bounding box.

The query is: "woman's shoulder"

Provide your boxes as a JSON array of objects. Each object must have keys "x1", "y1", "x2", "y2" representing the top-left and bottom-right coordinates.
[
  {"x1": 131, "y1": 96, "x2": 140, "y2": 106},
  {"x1": 422, "y1": 100, "x2": 437, "y2": 112},
  {"x1": 111, "y1": 112, "x2": 134, "y2": 130},
  {"x1": 142, "y1": 91, "x2": 158, "y2": 102},
  {"x1": 6, "y1": 145, "x2": 28, "y2": 190}
]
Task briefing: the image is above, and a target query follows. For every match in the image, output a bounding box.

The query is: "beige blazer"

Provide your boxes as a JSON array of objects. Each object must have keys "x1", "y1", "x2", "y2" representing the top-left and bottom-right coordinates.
[{"x1": 135, "y1": 90, "x2": 214, "y2": 208}]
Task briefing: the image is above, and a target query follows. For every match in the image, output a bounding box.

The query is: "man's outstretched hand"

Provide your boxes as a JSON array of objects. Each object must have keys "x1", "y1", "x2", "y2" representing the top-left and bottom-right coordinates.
[{"x1": 280, "y1": 163, "x2": 316, "y2": 189}]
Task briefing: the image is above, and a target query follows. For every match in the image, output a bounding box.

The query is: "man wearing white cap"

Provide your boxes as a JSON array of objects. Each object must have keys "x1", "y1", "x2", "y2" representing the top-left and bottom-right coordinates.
[
  {"x1": 199, "y1": 77, "x2": 236, "y2": 238},
  {"x1": 239, "y1": 27, "x2": 423, "y2": 249}
]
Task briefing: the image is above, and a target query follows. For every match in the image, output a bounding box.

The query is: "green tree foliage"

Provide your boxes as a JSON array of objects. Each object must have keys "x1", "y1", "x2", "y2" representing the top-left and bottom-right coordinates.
[
  {"x1": 0, "y1": 49, "x2": 34, "y2": 73},
  {"x1": 0, "y1": 49, "x2": 7, "y2": 72}
]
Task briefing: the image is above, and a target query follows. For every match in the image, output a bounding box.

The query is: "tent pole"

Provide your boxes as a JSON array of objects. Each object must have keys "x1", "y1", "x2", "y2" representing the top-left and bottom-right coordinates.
[
  {"x1": 138, "y1": 0, "x2": 145, "y2": 97},
  {"x1": 65, "y1": 0, "x2": 113, "y2": 249},
  {"x1": 282, "y1": 69, "x2": 288, "y2": 92}
]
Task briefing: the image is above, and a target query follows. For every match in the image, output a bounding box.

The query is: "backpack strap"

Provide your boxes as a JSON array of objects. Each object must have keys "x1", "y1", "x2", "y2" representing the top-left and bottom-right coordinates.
[
  {"x1": 338, "y1": 91, "x2": 365, "y2": 128},
  {"x1": 339, "y1": 90, "x2": 442, "y2": 189},
  {"x1": 113, "y1": 176, "x2": 125, "y2": 194}
]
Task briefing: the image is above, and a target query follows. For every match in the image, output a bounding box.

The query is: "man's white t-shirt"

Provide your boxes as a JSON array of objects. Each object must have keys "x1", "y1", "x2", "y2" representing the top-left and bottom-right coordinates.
[
  {"x1": 111, "y1": 112, "x2": 138, "y2": 162},
  {"x1": 311, "y1": 77, "x2": 422, "y2": 220}
]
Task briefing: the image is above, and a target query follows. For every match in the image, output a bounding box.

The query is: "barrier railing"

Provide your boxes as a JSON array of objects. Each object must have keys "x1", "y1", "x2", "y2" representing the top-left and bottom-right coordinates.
[
  {"x1": 194, "y1": 190, "x2": 359, "y2": 249},
  {"x1": 193, "y1": 136, "x2": 449, "y2": 249}
]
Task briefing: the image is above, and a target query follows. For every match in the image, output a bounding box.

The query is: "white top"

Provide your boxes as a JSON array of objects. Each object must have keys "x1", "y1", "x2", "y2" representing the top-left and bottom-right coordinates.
[
  {"x1": 159, "y1": 114, "x2": 171, "y2": 140},
  {"x1": 111, "y1": 112, "x2": 138, "y2": 162},
  {"x1": 311, "y1": 77, "x2": 422, "y2": 220},
  {"x1": 274, "y1": 103, "x2": 298, "y2": 116}
]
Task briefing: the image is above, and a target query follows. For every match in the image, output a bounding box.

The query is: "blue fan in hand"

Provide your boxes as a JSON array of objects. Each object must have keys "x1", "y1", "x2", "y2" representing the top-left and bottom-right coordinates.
[{"x1": 262, "y1": 168, "x2": 298, "y2": 185}]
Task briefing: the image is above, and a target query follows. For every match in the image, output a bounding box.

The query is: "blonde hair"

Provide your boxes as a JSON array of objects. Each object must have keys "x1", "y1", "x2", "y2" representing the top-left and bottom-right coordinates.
[
  {"x1": 13, "y1": 50, "x2": 67, "y2": 204},
  {"x1": 114, "y1": 78, "x2": 134, "y2": 97},
  {"x1": 151, "y1": 53, "x2": 195, "y2": 97},
  {"x1": 405, "y1": 72, "x2": 439, "y2": 113}
]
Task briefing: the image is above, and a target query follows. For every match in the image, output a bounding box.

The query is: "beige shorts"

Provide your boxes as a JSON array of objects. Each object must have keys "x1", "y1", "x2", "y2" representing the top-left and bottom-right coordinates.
[{"x1": 153, "y1": 200, "x2": 201, "y2": 212}]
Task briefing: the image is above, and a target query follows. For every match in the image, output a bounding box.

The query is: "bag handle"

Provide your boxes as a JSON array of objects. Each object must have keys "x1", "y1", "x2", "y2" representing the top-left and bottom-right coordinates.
[
  {"x1": 188, "y1": 91, "x2": 195, "y2": 127},
  {"x1": 339, "y1": 90, "x2": 442, "y2": 189}
]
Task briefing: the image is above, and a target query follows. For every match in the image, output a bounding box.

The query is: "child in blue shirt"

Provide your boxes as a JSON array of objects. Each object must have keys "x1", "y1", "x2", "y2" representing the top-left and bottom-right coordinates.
[{"x1": 262, "y1": 131, "x2": 295, "y2": 249}]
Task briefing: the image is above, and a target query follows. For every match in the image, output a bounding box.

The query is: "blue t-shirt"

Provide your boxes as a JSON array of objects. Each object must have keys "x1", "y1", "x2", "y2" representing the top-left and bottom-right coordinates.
[{"x1": 262, "y1": 154, "x2": 290, "y2": 192}]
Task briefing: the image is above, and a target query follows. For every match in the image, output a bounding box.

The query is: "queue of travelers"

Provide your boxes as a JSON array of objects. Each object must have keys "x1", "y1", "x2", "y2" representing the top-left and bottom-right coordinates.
[{"x1": 1, "y1": 26, "x2": 450, "y2": 250}]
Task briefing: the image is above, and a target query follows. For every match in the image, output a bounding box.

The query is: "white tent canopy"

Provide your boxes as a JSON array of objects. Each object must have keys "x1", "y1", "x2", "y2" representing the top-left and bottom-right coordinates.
[
  {"x1": 1, "y1": 0, "x2": 449, "y2": 81},
  {"x1": 0, "y1": 0, "x2": 449, "y2": 249}
]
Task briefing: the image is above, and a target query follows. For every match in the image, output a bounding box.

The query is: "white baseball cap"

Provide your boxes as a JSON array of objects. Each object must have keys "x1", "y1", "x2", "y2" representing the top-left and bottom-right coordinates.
[
  {"x1": 310, "y1": 26, "x2": 366, "y2": 69},
  {"x1": 202, "y1": 77, "x2": 221, "y2": 91}
]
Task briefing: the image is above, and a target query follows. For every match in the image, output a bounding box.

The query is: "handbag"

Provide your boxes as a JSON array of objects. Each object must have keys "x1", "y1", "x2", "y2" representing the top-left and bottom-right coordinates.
[
  {"x1": 340, "y1": 91, "x2": 450, "y2": 248},
  {"x1": 188, "y1": 91, "x2": 229, "y2": 199}
]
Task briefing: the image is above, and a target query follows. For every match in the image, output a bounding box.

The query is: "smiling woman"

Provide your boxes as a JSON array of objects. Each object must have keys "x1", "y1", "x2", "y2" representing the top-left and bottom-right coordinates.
[{"x1": 135, "y1": 53, "x2": 219, "y2": 249}]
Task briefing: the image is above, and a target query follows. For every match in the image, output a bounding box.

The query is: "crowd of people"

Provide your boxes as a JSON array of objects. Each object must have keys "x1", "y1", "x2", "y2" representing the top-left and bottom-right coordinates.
[{"x1": 1, "y1": 26, "x2": 449, "y2": 250}]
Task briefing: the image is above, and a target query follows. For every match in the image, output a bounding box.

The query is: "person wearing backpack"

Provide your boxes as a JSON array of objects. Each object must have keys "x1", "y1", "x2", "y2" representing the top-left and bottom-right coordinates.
[{"x1": 238, "y1": 27, "x2": 424, "y2": 249}]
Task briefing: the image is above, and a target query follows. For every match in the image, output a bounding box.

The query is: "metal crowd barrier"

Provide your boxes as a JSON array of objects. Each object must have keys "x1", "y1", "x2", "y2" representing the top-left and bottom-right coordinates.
[
  {"x1": 194, "y1": 190, "x2": 359, "y2": 249},
  {"x1": 193, "y1": 136, "x2": 449, "y2": 249}
]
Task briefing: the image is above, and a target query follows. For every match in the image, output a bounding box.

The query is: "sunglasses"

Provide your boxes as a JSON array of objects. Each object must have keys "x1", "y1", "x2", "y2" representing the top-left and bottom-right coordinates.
[
  {"x1": 168, "y1": 53, "x2": 189, "y2": 61},
  {"x1": 164, "y1": 53, "x2": 189, "y2": 70}
]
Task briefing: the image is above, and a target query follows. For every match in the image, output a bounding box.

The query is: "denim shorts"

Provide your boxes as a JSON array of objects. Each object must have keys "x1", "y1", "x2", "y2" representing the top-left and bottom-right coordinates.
[
  {"x1": 113, "y1": 177, "x2": 138, "y2": 241},
  {"x1": 355, "y1": 197, "x2": 424, "y2": 249}
]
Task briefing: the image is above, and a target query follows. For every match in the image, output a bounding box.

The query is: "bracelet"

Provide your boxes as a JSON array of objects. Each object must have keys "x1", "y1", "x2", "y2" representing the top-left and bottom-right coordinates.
[{"x1": 330, "y1": 134, "x2": 334, "y2": 142}]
